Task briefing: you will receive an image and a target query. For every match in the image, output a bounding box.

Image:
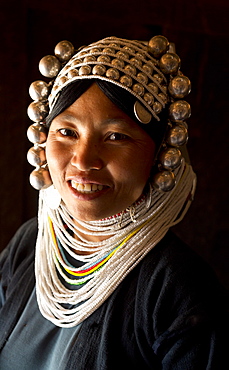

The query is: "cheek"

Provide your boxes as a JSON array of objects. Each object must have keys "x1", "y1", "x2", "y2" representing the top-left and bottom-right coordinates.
[{"x1": 46, "y1": 141, "x2": 66, "y2": 179}]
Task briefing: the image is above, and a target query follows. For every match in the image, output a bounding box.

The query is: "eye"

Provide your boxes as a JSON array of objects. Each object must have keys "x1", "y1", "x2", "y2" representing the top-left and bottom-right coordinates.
[
  {"x1": 108, "y1": 132, "x2": 128, "y2": 141},
  {"x1": 58, "y1": 128, "x2": 77, "y2": 137}
]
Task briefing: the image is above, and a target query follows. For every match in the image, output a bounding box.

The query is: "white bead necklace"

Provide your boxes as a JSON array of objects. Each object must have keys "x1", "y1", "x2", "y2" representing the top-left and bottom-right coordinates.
[{"x1": 35, "y1": 161, "x2": 196, "y2": 327}]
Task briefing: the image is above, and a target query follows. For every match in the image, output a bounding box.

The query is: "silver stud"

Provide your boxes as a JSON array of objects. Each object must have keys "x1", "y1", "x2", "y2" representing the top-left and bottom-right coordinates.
[
  {"x1": 106, "y1": 68, "x2": 120, "y2": 80},
  {"x1": 116, "y1": 51, "x2": 129, "y2": 59},
  {"x1": 92, "y1": 65, "x2": 106, "y2": 75},
  {"x1": 137, "y1": 72, "x2": 148, "y2": 84},
  {"x1": 97, "y1": 55, "x2": 111, "y2": 63},
  {"x1": 120, "y1": 75, "x2": 133, "y2": 87},
  {"x1": 144, "y1": 93, "x2": 154, "y2": 105},
  {"x1": 90, "y1": 47, "x2": 101, "y2": 54},
  {"x1": 103, "y1": 47, "x2": 115, "y2": 54},
  {"x1": 124, "y1": 64, "x2": 137, "y2": 75},
  {"x1": 67, "y1": 69, "x2": 79, "y2": 78},
  {"x1": 79, "y1": 65, "x2": 91, "y2": 75},
  {"x1": 153, "y1": 101, "x2": 162, "y2": 114},
  {"x1": 111, "y1": 59, "x2": 125, "y2": 68},
  {"x1": 123, "y1": 46, "x2": 135, "y2": 54},
  {"x1": 133, "y1": 83, "x2": 144, "y2": 96},
  {"x1": 83, "y1": 56, "x2": 96, "y2": 63},
  {"x1": 59, "y1": 76, "x2": 68, "y2": 85},
  {"x1": 148, "y1": 83, "x2": 159, "y2": 94},
  {"x1": 142, "y1": 64, "x2": 153, "y2": 74},
  {"x1": 130, "y1": 57, "x2": 142, "y2": 67}
]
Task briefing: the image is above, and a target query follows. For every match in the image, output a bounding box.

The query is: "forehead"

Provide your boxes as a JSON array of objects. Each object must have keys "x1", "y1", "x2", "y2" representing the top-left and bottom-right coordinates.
[{"x1": 53, "y1": 83, "x2": 136, "y2": 126}]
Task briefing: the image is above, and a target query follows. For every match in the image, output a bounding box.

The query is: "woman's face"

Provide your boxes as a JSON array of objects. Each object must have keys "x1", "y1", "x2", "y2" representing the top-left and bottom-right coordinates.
[{"x1": 46, "y1": 83, "x2": 156, "y2": 221}]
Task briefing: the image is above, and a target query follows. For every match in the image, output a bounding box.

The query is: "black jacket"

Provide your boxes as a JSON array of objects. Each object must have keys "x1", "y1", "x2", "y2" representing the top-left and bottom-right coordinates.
[{"x1": 0, "y1": 218, "x2": 228, "y2": 369}]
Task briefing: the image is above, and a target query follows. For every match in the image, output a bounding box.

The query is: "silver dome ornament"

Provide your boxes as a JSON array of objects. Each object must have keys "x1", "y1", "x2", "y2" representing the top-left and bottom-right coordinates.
[
  {"x1": 92, "y1": 65, "x2": 106, "y2": 76},
  {"x1": 27, "y1": 100, "x2": 49, "y2": 122},
  {"x1": 159, "y1": 147, "x2": 182, "y2": 170},
  {"x1": 27, "y1": 146, "x2": 46, "y2": 167},
  {"x1": 159, "y1": 53, "x2": 181, "y2": 75},
  {"x1": 148, "y1": 35, "x2": 169, "y2": 58},
  {"x1": 29, "y1": 80, "x2": 50, "y2": 101},
  {"x1": 169, "y1": 100, "x2": 191, "y2": 122},
  {"x1": 166, "y1": 124, "x2": 188, "y2": 147},
  {"x1": 54, "y1": 40, "x2": 75, "y2": 62},
  {"x1": 27, "y1": 123, "x2": 47, "y2": 144},
  {"x1": 39, "y1": 55, "x2": 62, "y2": 78},
  {"x1": 29, "y1": 167, "x2": 52, "y2": 190},
  {"x1": 168, "y1": 75, "x2": 191, "y2": 99},
  {"x1": 153, "y1": 170, "x2": 176, "y2": 192}
]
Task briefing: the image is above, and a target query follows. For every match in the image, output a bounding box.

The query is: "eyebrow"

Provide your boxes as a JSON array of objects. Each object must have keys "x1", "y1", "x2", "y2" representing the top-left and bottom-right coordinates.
[{"x1": 53, "y1": 114, "x2": 136, "y2": 130}]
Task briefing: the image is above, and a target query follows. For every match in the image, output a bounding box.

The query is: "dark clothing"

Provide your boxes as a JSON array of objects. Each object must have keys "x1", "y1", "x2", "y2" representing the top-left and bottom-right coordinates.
[{"x1": 0, "y1": 218, "x2": 228, "y2": 369}]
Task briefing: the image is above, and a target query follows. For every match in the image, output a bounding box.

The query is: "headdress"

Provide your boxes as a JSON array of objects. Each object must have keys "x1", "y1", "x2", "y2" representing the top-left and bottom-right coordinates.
[{"x1": 27, "y1": 36, "x2": 191, "y2": 192}]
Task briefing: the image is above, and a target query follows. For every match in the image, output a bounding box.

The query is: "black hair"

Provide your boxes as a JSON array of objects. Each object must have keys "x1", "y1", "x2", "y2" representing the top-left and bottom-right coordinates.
[{"x1": 45, "y1": 79, "x2": 167, "y2": 150}]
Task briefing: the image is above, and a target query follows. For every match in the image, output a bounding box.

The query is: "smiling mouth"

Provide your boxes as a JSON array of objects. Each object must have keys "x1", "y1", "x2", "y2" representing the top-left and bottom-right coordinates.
[{"x1": 71, "y1": 181, "x2": 106, "y2": 193}]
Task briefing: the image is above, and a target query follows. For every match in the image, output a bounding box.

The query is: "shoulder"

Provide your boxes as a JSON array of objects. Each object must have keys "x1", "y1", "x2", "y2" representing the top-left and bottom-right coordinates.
[{"x1": 0, "y1": 218, "x2": 38, "y2": 284}]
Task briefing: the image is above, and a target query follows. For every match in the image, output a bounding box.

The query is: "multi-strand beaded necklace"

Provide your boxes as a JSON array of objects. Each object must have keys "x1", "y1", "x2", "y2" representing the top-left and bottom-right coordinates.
[{"x1": 35, "y1": 161, "x2": 196, "y2": 328}]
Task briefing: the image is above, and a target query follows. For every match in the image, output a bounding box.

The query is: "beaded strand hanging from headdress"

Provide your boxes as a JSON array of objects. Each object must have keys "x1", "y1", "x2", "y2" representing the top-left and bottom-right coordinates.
[{"x1": 27, "y1": 36, "x2": 191, "y2": 193}]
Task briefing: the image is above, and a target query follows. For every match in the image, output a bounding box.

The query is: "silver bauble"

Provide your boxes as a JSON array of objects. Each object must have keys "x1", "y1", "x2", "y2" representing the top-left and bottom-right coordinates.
[
  {"x1": 27, "y1": 146, "x2": 46, "y2": 167},
  {"x1": 39, "y1": 55, "x2": 62, "y2": 78},
  {"x1": 153, "y1": 170, "x2": 176, "y2": 192},
  {"x1": 27, "y1": 123, "x2": 47, "y2": 144},
  {"x1": 29, "y1": 167, "x2": 52, "y2": 190},
  {"x1": 54, "y1": 40, "x2": 75, "y2": 62},
  {"x1": 148, "y1": 35, "x2": 169, "y2": 58},
  {"x1": 29, "y1": 80, "x2": 49, "y2": 101},
  {"x1": 166, "y1": 125, "x2": 188, "y2": 147},
  {"x1": 159, "y1": 147, "x2": 182, "y2": 170},
  {"x1": 27, "y1": 101, "x2": 49, "y2": 122}
]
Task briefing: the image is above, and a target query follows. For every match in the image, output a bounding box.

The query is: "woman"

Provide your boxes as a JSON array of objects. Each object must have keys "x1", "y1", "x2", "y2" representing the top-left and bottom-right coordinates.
[{"x1": 0, "y1": 36, "x2": 227, "y2": 369}]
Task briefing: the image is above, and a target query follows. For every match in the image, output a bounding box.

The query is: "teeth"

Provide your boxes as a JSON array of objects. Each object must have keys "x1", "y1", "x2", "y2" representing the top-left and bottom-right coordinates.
[{"x1": 71, "y1": 181, "x2": 104, "y2": 193}]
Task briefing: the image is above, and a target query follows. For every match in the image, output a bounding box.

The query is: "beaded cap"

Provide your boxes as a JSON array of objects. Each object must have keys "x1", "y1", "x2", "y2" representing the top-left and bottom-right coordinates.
[{"x1": 27, "y1": 36, "x2": 192, "y2": 192}]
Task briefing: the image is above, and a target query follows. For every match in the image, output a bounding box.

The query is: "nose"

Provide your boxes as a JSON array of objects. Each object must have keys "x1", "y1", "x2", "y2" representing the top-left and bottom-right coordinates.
[{"x1": 70, "y1": 139, "x2": 104, "y2": 172}]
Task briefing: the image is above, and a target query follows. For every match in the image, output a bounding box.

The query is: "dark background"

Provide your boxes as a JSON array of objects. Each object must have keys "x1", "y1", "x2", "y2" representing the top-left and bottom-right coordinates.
[{"x1": 0, "y1": 0, "x2": 228, "y2": 289}]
